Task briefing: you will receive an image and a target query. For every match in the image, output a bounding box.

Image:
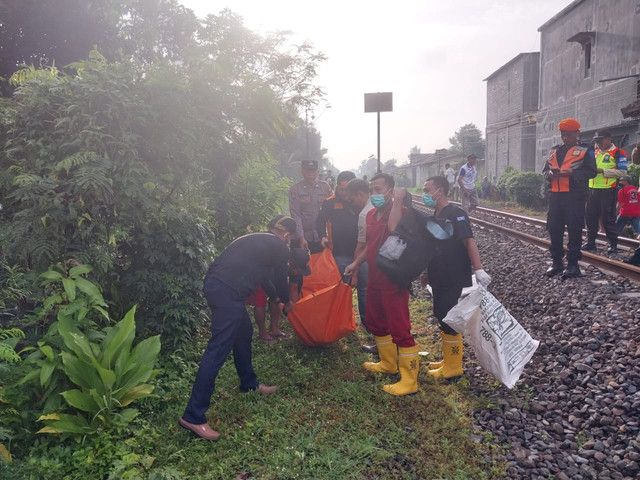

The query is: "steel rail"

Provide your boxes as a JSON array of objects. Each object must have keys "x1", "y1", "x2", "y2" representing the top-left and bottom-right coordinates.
[
  {"x1": 467, "y1": 203, "x2": 640, "y2": 250},
  {"x1": 410, "y1": 195, "x2": 640, "y2": 282},
  {"x1": 411, "y1": 194, "x2": 640, "y2": 250}
]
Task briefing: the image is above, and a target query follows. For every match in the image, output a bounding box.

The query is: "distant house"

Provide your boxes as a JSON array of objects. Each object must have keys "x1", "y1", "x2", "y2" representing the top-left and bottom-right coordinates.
[
  {"x1": 396, "y1": 149, "x2": 466, "y2": 188},
  {"x1": 535, "y1": 0, "x2": 640, "y2": 170},
  {"x1": 484, "y1": 52, "x2": 540, "y2": 179}
]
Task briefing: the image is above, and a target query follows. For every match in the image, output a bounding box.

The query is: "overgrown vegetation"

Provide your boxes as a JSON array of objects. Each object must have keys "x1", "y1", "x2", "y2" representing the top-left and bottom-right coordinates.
[{"x1": 2, "y1": 297, "x2": 505, "y2": 479}]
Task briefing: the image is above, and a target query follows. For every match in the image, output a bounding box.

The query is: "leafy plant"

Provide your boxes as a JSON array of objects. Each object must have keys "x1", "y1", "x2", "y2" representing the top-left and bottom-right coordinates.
[
  {"x1": 0, "y1": 328, "x2": 24, "y2": 363},
  {"x1": 36, "y1": 305, "x2": 160, "y2": 434},
  {"x1": 19, "y1": 264, "x2": 113, "y2": 414},
  {"x1": 0, "y1": 264, "x2": 33, "y2": 311},
  {"x1": 0, "y1": 327, "x2": 25, "y2": 465}
]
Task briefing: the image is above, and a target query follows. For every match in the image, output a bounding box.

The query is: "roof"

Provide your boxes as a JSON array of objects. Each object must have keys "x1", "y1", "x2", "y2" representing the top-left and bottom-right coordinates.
[
  {"x1": 538, "y1": 0, "x2": 587, "y2": 32},
  {"x1": 483, "y1": 52, "x2": 540, "y2": 82},
  {"x1": 404, "y1": 150, "x2": 465, "y2": 167}
]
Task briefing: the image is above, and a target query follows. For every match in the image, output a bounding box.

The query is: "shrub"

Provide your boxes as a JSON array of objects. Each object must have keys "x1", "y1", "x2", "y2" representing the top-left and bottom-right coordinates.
[
  {"x1": 497, "y1": 167, "x2": 545, "y2": 208},
  {"x1": 627, "y1": 163, "x2": 640, "y2": 187},
  {"x1": 505, "y1": 171, "x2": 545, "y2": 208}
]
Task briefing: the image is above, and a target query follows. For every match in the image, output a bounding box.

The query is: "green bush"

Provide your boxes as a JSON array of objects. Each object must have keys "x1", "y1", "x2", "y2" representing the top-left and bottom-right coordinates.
[
  {"x1": 497, "y1": 167, "x2": 545, "y2": 208},
  {"x1": 627, "y1": 163, "x2": 640, "y2": 187}
]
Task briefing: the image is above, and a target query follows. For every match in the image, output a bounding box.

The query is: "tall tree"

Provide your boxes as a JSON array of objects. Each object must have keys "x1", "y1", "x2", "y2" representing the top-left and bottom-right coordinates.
[
  {"x1": 0, "y1": 1, "x2": 123, "y2": 84},
  {"x1": 0, "y1": 0, "x2": 199, "y2": 94},
  {"x1": 449, "y1": 123, "x2": 485, "y2": 158}
]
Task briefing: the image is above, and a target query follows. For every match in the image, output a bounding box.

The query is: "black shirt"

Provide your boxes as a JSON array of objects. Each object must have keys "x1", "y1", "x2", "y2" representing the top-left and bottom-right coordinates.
[
  {"x1": 315, "y1": 196, "x2": 359, "y2": 257},
  {"x1": 427, "y1": 204, "x2": 473, "y2": 289},
  {"x1": 205, "y1": 232, "x2": 290, "y2": 303}
]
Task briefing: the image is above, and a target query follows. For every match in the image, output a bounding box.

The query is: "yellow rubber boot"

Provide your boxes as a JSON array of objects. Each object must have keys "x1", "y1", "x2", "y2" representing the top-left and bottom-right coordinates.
[
  {"x1": 363, "y1": 335, "x2": 398, "y2": 374},
  {"x1": 427, "y1": 332, "x2": 463, "y2": 379},
  {"x1": 382, "y1": 345, "x2": 420, "y2": 396},
  {"x1": 427, "y1": 330, "x2": 447, "y2": 369},
  {"x1": 428, "y1": 359, "x2": 444, "y2": 369}
]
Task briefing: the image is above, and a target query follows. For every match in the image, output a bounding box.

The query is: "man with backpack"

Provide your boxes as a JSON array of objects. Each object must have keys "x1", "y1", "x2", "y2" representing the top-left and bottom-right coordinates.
[
  {"x1": 421, "y1": 176, "x2": 490, "y2": 379},
  {"x1": 345, "y1": 173, "x2": 419, "y2": 396}
]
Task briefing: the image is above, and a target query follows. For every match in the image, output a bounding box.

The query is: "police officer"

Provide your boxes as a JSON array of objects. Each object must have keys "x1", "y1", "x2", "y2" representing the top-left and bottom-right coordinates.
[
  {"x1": 581, "y1": 129, "x2": 628, "y2": 254},
  {"x1": 289, "y1": 160, "x2": 332, "y2": 253},
  {"x1": 542, "y1": 118, "x2": 597, "y2": 278}
]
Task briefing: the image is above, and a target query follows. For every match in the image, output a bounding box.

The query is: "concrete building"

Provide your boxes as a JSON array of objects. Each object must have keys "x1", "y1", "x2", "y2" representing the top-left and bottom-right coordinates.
[
  {"x1": 536, "y1": 0, "x2": 640, "y2": 170},
  {"x1": 484, "y1": 52, "x2": 540, "y2": 179}
]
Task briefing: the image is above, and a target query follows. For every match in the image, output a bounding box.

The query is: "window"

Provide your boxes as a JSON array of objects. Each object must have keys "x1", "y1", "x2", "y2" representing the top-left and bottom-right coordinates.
[{"x1": 584, "y1": 42, "x2": 592, "y2": 78}]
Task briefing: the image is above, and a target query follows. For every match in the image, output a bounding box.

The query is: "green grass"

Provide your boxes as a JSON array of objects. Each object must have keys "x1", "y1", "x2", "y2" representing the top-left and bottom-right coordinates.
[{"x1": 5, "y1": 295, "x2": 506, "y2": 479}]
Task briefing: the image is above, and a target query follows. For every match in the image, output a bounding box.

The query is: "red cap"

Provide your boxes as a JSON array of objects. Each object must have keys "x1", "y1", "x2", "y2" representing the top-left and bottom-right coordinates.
[{"x1": 558, "y1": 118, "x2": 581, "y2": 131}]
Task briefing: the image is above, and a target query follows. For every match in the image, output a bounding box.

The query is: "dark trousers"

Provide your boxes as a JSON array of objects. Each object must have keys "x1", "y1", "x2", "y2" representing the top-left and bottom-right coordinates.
[
  {"x1": 547, "y1": 191, "x2": 587, "y2": 265},
  {"x1": 334, "y1": 255, "x2": 368, "y2": 331},
  {"x1": 585, "y1": 188, "x2": 618, "y2": 244},
  {"x1": 432, "y1": 285, "x2": 463, "y2": 336},
  {"x1": 291, "y1": 238, "x2": 323, "y2": 254},
  {"x1": 183, "y1": 277, "x2": 259, "y2": 425}
]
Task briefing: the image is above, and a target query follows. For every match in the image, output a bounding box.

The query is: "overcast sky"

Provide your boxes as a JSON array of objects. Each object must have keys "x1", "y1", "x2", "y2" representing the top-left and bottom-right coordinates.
[{"x1": 181, "y1": 0, "x2": 572, "y2": 170}]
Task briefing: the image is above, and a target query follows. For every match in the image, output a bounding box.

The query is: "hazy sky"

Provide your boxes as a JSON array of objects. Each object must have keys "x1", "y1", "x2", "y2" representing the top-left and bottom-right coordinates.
[{"x1": 181, "y1": 0, "x2": 572, "y2": 170}]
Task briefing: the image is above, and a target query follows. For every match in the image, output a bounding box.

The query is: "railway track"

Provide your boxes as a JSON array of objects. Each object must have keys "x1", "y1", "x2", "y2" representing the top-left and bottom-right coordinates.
[{"x1": 410, "y1": 194, "x2": 640, "y2": 282}]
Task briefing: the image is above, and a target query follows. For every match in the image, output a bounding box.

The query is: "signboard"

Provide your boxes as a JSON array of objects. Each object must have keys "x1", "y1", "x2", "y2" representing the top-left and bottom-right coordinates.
[{"x1": 364, "y1": 92, "x2": 393, "y2": 113}]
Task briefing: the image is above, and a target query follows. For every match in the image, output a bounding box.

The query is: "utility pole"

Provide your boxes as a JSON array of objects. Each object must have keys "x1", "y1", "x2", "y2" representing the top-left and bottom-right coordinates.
[{"x1": 305, "y1": 107, "x2": 309, "y2": 161}]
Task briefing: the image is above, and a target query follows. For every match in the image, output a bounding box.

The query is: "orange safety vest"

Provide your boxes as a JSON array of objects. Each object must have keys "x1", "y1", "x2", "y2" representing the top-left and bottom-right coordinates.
[{"x1": 546, "y1": 146, "x2": 588, "y2": 192}]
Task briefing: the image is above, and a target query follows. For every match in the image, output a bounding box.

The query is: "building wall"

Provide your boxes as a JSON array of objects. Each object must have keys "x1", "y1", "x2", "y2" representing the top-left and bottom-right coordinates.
[
  {"x1": 536, "y1": 0, "x2": 640, "y2": 170},
  {"x1": 486, "y1": 53, "x2": 540, "y2": 179}
]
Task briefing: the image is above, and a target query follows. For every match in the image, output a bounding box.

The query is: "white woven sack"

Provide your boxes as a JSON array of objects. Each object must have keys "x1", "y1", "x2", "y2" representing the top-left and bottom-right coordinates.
[{"x1": 443, "y1": 285, "x2": 539, "y2": 389}]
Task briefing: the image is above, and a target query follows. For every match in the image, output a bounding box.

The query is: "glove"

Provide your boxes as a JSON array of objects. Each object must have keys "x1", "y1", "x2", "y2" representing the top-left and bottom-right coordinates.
[{"x1": 475, "y1": 269, "x2": 491, "y2": 287}]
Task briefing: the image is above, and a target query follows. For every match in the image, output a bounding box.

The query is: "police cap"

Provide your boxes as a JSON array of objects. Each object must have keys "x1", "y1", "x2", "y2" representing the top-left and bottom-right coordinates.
[
  {"x1": 593, "y1": 129, "x2": 612, "y2": 141},
  {"x1": 301, "y1": 160, "x2": 319, "y2": 171},
  {"x1": 268, "y1": 214, "x2": 297, "y2": 234}
]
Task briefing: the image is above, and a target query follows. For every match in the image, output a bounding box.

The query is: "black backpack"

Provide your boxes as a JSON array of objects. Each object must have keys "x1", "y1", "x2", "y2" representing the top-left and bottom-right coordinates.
[{"x1": 375, "y1": 202, "x2": 438, "y2": 290}]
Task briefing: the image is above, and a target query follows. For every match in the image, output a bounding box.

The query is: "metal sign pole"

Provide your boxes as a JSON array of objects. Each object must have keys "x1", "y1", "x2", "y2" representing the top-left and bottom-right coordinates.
[
  {"x1": 377, "y1": 112, "x2": 381, "y2": 173},
  {"x1": 364, "y1": 92, "x2": 393, "y2": 175}
]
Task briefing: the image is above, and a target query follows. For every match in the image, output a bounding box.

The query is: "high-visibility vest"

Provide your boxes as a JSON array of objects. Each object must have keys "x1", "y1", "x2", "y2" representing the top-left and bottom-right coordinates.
[
  {"x1": 589, "y1": 148, "x2": 622, "y2": 189},
  {"x1": 546, "y1": 146, "x2": 588, "y2": 192}
]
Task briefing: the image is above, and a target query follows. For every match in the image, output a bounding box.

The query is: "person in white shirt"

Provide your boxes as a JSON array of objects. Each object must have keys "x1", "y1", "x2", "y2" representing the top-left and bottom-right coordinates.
[
  {"x1": 458, "y1": 154, "x2": 479, "y2": 213},
  {"x1": 444, "y1": 163, "x2": 456, "y2": 197}
]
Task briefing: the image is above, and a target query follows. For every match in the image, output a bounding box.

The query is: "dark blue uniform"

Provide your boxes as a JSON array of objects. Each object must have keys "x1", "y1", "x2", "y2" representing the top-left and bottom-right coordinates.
[{"x1": 183, "y1": 233, "x2": 290, "y2": 425}]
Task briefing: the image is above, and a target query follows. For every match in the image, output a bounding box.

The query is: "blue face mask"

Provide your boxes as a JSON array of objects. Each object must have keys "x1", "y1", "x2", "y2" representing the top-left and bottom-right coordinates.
[
  {"x1": 422, "y1": 194, "x2": 437, "y2": 208},
  {"x1": 370, "y1": 189, "x2": 390, "y2": 209},
  {"x1": 422, "y1": 189, "x2": 441, "y2": 208}
]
